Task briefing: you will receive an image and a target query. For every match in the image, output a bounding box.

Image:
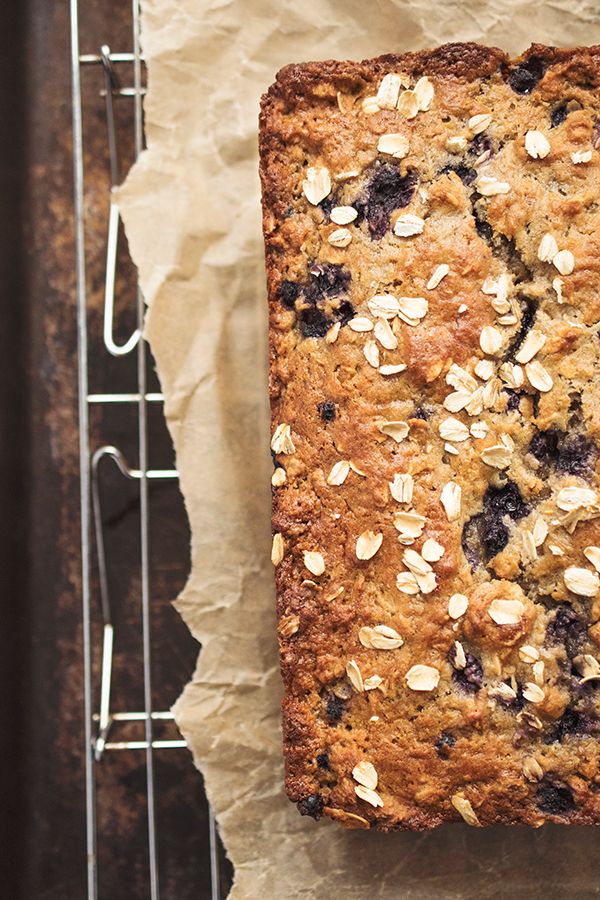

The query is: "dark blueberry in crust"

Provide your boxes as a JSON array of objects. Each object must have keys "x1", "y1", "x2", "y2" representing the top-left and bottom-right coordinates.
[
  {"x1": 529, "y1": 428, "x2": 560, "y2": 466},
  {"x1": 362, "y1": 162, "x2": 418, "y2": 240},
  {"x1": 450, "y1": 647, "x2": 484, "y2": 694},
  {"x1": 297, "y1": 793, "x2": 324, "y2": 819},
  {"x1": 544, "y1": 706, "x2": 593, "y2": 744},
  {"x1": 506, "y1": 55, "x2": 547, "y2": 95},
  {"x1": 334, "y1": 300, "x2": 355, "y2": 325},
  {"x1": 470, "y1": 132, "x2": 493, "y2": 157},
  {"x1": 485, "y1": 481, "x2": 529, "y2": 520},
  {"x1": 506, "y1": 297, "x2": 537, "y2": 358},
  {"x1": 435, "y1": 731, "x2": 456, "y2": 759},
  {"x1": 462, "y1": 481, "x2": 528, "y2": 568},
  {"x1": 529, "y1": 429, "x2": 597, "y2": 476},
  {"x1": 441, "y1": 163, "x2": 477, "y2": 186},
  {"x1": 304, "y1": 263, "x2": 351, "y2": 303},
  {"x1": 318, "y1": 401, "x2": 336, "y2": 422},
  {"x1": 536, "y1": 777, "x2": 575, "y2": 815},
  {"x1": 319, "y1": 193, "x2": 336, "y2": 216},
  {"x1": 279, "y1": 280, "x2": 300, "y2": 309},
  {"x1": 557, "y1": 434, "x2": 597, "y2": 476},
  {"x1": 298, "y1": 306, "x2": 331, "y2": 338},
  {"x1": 546, "y1": 606, "x2": 586, "y2": 659},
  {"x1": 550, "y1": 102, "x2": 569, "y2": 128},
  {"x1": 325, "y1": 693, "x2": 345, "y2": 724},
  {"x1": 474, "y1": 214, "x2": 493, "y2": 243},
  {"x1": 412, "y1": 404, "x2": 431, "y2": 421},
  {"x1": 505, "y1": 390, "x2": 522, "y2": 411},
  {"x1": 316, "y1": 752, "x2": 330, "y2": 769}
]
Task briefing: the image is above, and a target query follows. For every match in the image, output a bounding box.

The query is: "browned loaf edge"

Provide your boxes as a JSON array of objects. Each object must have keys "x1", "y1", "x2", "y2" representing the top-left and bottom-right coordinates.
[{"x1": 259, "y1": 43, "x2": 600, "y2": 830}]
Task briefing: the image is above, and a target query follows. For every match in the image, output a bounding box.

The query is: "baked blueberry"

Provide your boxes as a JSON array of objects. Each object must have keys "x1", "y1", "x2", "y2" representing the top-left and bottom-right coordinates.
[
  {"x1": 279, "y1": 280, "x2": 300, "y2": 309},
  {"x1": 450, "y1": 646, "x2": 483, "y2": 694},
  {"x1": 325, "y1": 693, "x2": 345, "y2": 724},
  {"x1": 506, "y1": 56, "x2": 547, "y2": 94},
  {"x1": 318, "y1": 401, "x2": 336, "y2": 422},
  {"x1": 298, "y1": 306, "x2": 331, "y2": 338},
  {"x1": 536, "y1": 777, "x2": 575, "y2": 815},
  {"x1": 435, "y1": 731, "x2": 456, "y2": 759},
  {"x1": 361, "y1": 162, "x2": 418, "y2": 240},
  {"x1": 546, "y1": 606, "x2": 586, "y2": 659},
  {"x1": 297, "y1": 793, "x2": 324, "y2": 819}
]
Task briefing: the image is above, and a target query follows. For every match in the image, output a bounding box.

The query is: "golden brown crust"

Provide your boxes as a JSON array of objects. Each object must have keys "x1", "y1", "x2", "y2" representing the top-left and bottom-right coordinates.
[{"x1": 260, "y1": 43, "x2": 600, "y2": 830}]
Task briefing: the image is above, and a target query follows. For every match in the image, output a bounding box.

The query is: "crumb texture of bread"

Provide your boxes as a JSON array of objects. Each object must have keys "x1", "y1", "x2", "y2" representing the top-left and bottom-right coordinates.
[{"x1": 259, "y1": 42, "x2": 600, "y2": 830}]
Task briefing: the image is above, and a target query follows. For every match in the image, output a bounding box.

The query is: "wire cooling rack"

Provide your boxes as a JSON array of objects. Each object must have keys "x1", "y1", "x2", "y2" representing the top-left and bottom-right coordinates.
[{"x1": 70, "y1": 2, "x2": 221, "y2": 897}]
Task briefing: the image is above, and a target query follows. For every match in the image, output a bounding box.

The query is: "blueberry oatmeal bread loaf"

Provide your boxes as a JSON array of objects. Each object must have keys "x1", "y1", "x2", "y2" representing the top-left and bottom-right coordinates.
[{"x1": 259, "y1": 43, "x2": 600, "y2": 830}]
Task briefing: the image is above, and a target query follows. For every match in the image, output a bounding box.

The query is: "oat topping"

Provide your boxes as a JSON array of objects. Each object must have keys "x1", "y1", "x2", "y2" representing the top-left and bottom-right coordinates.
[
  {"x1": 393, "y1": 214, "x2": 425, "y2": 237},
  {"x1": 421, "y1": 538, "x2": 445, "y2": 562},
  {"x1": 515, "y1": 330, "x2": 546, "y2": 364},
  {"x1": 379, "y1": 363, "x2": 408, "y2": 377},
  {"x1": 564, "y1": 566, "x2": 600, "y2": 597},
  {"x1": 271, "y1": 533, "x2": 284, "y2": 566},
  {"x1": 405, "y1": 664, "x2": 440, "y2": 691},
  {"x1": 446, "y1": 134, "x2": 468, "y2": 153},
  {"x1": 278, "y1": 614, "x2": 300, "y2": 637},
  {"x1": 475, "y1": 175, "x2": 510, "y2": 196},
  {"x1": 354, "y1": 784, "x2": 384, "y2": 808},
  {"x1": 524, "y1": 130, "x2": 551, "y2": 159},
  {"x1": 395, "y1": 571, "x2": 420, "y2": 595},
  {"x1": 352, "y1": 760, "x2": 378, "y2": 789},
  {"x1": 397, "y1": 296, "x2": 428, "y2": 324},
  {"x1": 488, "y1": 598, "x2": 525, "y2": 625},
  {"x1": 553, "y1": 249, "x2": 575, "y2": 275},
  {"x1": 367, "y1": 293, "x2": 399, "y2": 319},
  {"x1": 519, "y1": 644, "x2": 540, "y2": 664},
  {"x1": 378, "y1": 420, "x2": 410, "y2": 443},
  {"x1": 356, "y1": 530, "x2": 383, "y2": 560},
  {"x1": 302, "y1": 165, "x2": 331, "y2": 205},
  {"x1": 448, "y1": 593, "x2": 469, "y2": 619},
  {"x1": 538, "y1": 232, "x2": 559, "y2": 262},
  {"x1": 389, "y1": 473, "x2": 414, "y2": 504},
  {"x1": 328, "y1": 227, "x2": 353, "y2": 248},
  {"x1": 327, "y1": 460, "x2": 350, "y2": 486},
  {"x1": 271, "y1": 468, "x2": 287, "y2": 487},
  {"x1": 571, "y1": 149, "x2": 592, "y2": 164},
  {"x1": 377, "y1": 133, "x2": 410, "y2": 158},
  {"x1": 348, "y1": 316, "x2": 374, "y2": 332},
  {"x1": 325, "y1": 321, "x2": 341, "y2": 343},
  {"x1": 358, "y1": 624, "x2": 403, "y2": 650},
  {"x1": 440, "y1": 482, "x2": 461, "y2": 521},
  {"x1": 451, "y1": 794, "x2": 480, "y2": 826},
  {"x1": 525, "y1": 360, "x2": 553, "y2": 392},
  {"x1": 375, "y1": 72, "x2": 404, "y2": 109},
  {"x1": 330, "y1": 205, "x2": 358, "y2": 225},
  {"x1": 479, "y1": 325, "x2": 503, "y2": 356},
  {"x1": 439, "y1": 417, "x2": 470, "y2": 442},
  {"x1": 346, "y1": 659, "x2": 364, "y2": 692},
  {"x1": 271, "y1": 423, "x2": 295, "y2": 454},
  {"x1": 522, "y1": 758, "x2": 544, "y2": 782},
  {"x1": 427, "y1": 264, "x2": 450, "y2": 290},
  {"x1": 556, "y1": 486, "x2": 597, "y2": 511},
  {"x1": 397, "y1": 89, "x2": 420, "y2": 119},
  {"x1": 583, "y1": 546, "x2": 600, "y2": 572},
  {"x1": 363, "y1": 340, "x2": 380, "y2": 368},
  {"x1": 413, "y1": 76, "x2": 434, "y2": 111},
  {"x1": 523, "y1": 683, "x2": 545, "y2": 704},
  {"x1": 468, "y1": 113, "x2": 493, "y2": 134},
  {"x1": 373, "y1": 318, "x2": 398, "y2": 350},
  {"x1": 393, "y1": 511, "x2": 426, "y2": 541},
  {"x1": 573, "y1": 654, "x2": 600, "y2": 682},
  {"x1": 303, "y1": 550, "x2": 325, "y2": 576}
]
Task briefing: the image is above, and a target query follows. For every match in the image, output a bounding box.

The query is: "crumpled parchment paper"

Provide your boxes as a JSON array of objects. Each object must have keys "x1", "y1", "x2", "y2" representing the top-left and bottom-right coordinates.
[{"x1": 119, "y1": 2, "x2": 600, "y2": 896}]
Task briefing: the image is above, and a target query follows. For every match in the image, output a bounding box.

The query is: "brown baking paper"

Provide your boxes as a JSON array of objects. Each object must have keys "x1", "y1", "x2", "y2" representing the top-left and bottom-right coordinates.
[{"x1": 119, "y1": 2, "x2": 600, "y2": 896}]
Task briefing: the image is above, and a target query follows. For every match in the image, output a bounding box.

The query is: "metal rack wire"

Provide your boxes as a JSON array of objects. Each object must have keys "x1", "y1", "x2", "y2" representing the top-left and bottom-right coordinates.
[{"x1": 70, "y1": 2, "x2": 221, "y2": 897}]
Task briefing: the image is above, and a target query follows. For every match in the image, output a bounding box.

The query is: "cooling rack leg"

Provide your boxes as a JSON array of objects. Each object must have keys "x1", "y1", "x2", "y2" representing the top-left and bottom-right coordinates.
[
  {"x1": 130, "y1": 2, "x2": 160, "y2": 898},
  {"x1": 70, "y1": 0, "x2": 98, "y2": 897}
]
